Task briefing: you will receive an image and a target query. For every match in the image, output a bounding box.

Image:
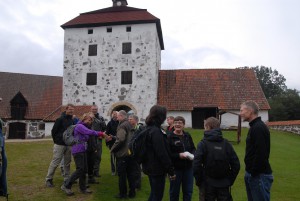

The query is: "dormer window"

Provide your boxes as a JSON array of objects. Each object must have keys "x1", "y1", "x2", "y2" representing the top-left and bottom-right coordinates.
[{"x1": 10, "y1": 91, "x2": 28, "y2": 120}]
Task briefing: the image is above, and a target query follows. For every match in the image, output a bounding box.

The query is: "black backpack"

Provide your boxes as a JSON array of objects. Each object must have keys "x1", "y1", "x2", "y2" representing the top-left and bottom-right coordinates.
[
  {"x1": 128, "y1": 126, "x2": 150, "y2": 164},
  {"x1": 203, "y1": 139, "x2": 231, "y2": 179}
]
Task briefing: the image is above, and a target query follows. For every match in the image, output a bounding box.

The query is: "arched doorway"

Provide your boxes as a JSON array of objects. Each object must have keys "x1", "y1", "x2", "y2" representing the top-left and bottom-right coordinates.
[
  {"x1": 8, "y1": 122, "x2": 26, "y2": 139},
  {"x1": 113, "y1": 105, "x2": 132, "y2": 113},
  {"x1": 107, "y1": 101, "x2": 137, "y2": 117}
]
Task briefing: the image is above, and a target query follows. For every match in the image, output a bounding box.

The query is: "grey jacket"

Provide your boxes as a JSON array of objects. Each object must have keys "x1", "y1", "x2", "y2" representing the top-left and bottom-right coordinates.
[{"x1": 110, "y1": 119, "x2": 133, "y2": 158}]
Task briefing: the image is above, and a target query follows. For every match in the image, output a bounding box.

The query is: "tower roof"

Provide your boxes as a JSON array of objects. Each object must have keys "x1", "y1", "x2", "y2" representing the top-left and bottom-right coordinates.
[{"x1": 61, "y1": 4, "x2": 164, "y2": 49}]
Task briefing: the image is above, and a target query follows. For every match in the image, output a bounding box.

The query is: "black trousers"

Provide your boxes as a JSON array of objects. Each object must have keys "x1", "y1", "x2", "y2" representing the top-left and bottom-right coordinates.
[
  {"x1": 132, "y1": 161, "x2": 142, "y2": 189},
  {"x1": 65, "y1": 152, "x2": 87, "y2": 191},
  {"x1": 116, "y1": 156, "x2": 136, "y2": 196},
  {"x1": 86, "y1": 150, "x2": 95, "y2": 177},
  {"x1": 205, "y1": 184, "x2": 232, "y2": 201}
]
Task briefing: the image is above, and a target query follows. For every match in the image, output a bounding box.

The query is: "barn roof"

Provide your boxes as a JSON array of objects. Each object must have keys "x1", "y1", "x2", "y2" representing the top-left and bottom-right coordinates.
[
  {"x1": 61, "y1": 5, "x2": 164, "y2": 49},
  {"x1": 157, "y1": 68, "x2": 270, "y2": 111},
  {"x1": 0, "y1": 72, "x2": 62, "y2": 120}
]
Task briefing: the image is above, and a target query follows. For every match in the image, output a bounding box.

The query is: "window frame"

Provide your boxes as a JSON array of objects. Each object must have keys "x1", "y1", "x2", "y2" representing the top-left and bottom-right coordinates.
[
  {"x1": 86, "y1": 73, "x2": 97, "y2": 86},
  {"x1": 122, "y1": 42, "x2": 132, "y2": 54},
  {"x1": 121, "y1": 71, "x2": 133, "y2": 85}
]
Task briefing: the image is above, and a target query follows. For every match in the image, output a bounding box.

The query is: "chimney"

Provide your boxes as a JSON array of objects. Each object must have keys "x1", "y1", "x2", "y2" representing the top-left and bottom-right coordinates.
[{"x1": 112, "y1": 0, "x2": 128, "y2": 7}]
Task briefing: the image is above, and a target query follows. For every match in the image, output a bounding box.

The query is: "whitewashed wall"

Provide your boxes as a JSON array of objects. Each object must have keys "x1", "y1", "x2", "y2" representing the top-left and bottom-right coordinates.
[
  {"x1": 220, "y1": 110, "x2": 269, "y2": 128},
  {"x1": 63, "y1": 23, "x2": 161, "y2": 121},
  {"x1": 45, "y1": 122, "x2": 54, "y2": 137},
  {"x1": 165, "y1": 110, "x2": 269, "y2": 128}
]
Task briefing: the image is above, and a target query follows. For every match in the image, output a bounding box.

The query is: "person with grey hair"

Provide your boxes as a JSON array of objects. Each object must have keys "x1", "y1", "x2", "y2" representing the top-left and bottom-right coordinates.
[
  {"x1": 240, "y1": 100, "x2": 273, "y2": 201},
  {"x1": 110, "y1": 110, "x2": 136, "y2": 199},
  {"x1": 128, "y1": 114, "x2": 142, "y2": 190}
]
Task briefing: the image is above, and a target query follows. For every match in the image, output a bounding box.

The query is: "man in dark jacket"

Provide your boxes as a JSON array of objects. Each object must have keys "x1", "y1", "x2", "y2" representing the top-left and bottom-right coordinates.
[
  {"x1": 193, "y1": 117, "x2": 240, "y2": 201},
  {"x1": 91, "y1": 105, "x2": 106, "y2": 178},
  {"x1": 110, "y1": 110, "x2": 135, "y2": 199},
  {"x1": 45, "y1": 104, "x2": 74, "y2": 187},
  {"x1": 106, "y1": 110, "x2": 119, "y2": 175},
  {"x1": 240, "y1": 101, "x2": 273, "y2": 201}
]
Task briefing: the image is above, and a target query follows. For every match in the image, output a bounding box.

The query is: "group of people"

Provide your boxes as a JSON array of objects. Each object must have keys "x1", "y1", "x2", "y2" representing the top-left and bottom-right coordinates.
[{"x1": 45, "y1": 100, "x2": 273, "y2": 201}]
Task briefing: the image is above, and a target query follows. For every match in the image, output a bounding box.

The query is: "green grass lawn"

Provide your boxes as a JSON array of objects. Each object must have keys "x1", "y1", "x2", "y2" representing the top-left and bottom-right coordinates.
[{"x1": 4, "y1": 128, "x2": 300, "y2": 201}]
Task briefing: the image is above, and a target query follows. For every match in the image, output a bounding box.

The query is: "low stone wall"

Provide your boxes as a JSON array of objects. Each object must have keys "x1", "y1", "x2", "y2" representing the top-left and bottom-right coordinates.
[{"x1": 267, "y1": 120, "x2": 300, "y2": 135}]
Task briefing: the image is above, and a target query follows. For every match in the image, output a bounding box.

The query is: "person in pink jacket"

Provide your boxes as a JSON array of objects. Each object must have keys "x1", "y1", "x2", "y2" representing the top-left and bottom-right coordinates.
[{"x1": 61, "y1": 112, "x2": 107, "y2": 196}]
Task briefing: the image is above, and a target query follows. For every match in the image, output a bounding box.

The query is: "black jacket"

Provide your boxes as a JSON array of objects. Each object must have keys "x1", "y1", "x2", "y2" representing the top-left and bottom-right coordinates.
[
  {"x1": 245, "y1": 117, "x2": 272, "y2": 177},
  {"x1": 51, "y1": 112, "x2": 73, "y2": 145},
  {"x1": 193, "y1": 128, "x2": 240, "y2": 188},
  {"x1": 167, "y1": 131, "x2": 196, "y2": 170},
  {"x1": 142, "y1": 125, "x2": 175, "y2": 176},
  {"x1": 105, "y1": 118, "x2": 119, "y2": 148}
]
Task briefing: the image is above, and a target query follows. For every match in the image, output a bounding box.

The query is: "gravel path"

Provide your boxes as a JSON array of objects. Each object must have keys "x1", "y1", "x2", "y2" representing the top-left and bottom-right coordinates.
[{"x1": 5, "y1": 138, "x2": 52, "y2": 143}]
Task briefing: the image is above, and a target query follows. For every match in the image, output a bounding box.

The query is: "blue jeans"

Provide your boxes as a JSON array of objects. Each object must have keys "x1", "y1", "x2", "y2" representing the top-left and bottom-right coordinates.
[
  {"x1": 169, "y1": 168, "x2": 193, "y2": 201},
  {"x1": 148, "y1": 175, "x2": 166, "y2": 201},
  {"x1": 244, "y1": 171, "x2": 274, "y2": 201}
]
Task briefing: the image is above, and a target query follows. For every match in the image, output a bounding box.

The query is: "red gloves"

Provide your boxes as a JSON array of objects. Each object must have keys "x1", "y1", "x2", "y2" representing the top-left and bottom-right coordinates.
[{"x1": 98, "y1": 131, "x2": 104, "y2": 138}]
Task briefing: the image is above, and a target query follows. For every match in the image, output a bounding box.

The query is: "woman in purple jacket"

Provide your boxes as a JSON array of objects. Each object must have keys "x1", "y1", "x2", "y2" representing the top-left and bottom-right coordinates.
[{"x1": 61, "y1": 112, "x2": 106, "y2": 196}]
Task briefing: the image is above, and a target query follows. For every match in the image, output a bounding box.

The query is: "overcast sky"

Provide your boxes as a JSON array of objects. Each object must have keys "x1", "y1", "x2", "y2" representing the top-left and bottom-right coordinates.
[{"x1": 0, "y1": 0, "x2": 299, "y2": 90}]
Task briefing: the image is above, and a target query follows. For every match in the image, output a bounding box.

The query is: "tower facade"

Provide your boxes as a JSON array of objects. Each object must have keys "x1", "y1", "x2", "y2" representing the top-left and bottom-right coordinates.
[{"x1": 61, "y1": 1, "x2": 164, "y2": 121}]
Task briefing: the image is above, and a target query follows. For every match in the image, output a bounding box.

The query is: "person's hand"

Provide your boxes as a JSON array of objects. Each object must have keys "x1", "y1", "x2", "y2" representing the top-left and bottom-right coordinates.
[
  {"x1": 105, "y1": 135, "x2": 113, "y2": 142},
  {"x1": 98, "y1": 131, "x2": 104, "y2": 139},
  {"x1": 169, "y1": 175, "x2": 176, "y2": 181},
  {"x1": 179, "y1": 152, "x2": 188, "y2": 159}
]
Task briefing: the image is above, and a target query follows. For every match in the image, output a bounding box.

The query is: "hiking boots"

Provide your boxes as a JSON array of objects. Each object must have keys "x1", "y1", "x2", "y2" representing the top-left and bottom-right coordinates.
[
  {"x1": 88, "y1": 176, "x2": 99, "y2": 184},
  {"x1": 80, "y1": 189, "x2": 93, "y2": 194},
  {"x1": 45, "y1": 180, "x2": 54, "y2": 187},
  {"x1": 61, "y1": 184, "x2": 74, "y2": 196}
]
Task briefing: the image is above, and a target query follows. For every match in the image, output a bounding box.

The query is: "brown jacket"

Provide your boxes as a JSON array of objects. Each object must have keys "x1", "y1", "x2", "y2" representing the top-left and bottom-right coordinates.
[{"x1": 110, "y1": 119, "x2": 133, "y2": 158}]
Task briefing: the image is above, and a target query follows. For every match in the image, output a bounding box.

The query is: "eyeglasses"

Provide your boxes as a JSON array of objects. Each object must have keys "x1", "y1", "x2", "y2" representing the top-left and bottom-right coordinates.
[{"x1": 174, "y1": 121, "x2": 184, "y2": 125}]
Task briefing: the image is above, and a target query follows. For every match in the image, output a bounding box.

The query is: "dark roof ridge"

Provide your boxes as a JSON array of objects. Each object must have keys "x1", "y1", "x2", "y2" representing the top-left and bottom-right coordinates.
[
  {"x1": 0, "y1": 71, "x2": 62, "y2": 78},
  {"x1": 81, "y1": 6, "x2": 146, "y2": 15}
]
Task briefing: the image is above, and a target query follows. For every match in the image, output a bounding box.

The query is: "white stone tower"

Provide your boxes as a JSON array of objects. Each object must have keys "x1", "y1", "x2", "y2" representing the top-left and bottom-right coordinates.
[{"x1": 61, "y1": 0, "x2": 164, "y2": 121}]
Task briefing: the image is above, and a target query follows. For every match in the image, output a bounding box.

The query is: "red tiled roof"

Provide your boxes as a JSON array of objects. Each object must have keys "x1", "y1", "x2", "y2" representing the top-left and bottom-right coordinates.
[
  {"x1": 61, "y1": 5, "x2": 164, "y2": 49},
  {"x1": 157, "y1": 69, "x2": 270, "y2": 111},
  {"x1": 267, "y1": 120, "x2": 300, "y2": 126},
  {"x1": 43, "y1": 105, "x2": 93, "y2": 122},
  {"x1": 0, "y1": 72, "x2": 62, "y2": 120}
]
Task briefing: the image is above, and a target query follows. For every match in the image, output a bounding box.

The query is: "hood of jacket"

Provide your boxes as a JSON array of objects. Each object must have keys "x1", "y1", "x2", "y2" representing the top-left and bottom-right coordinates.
[{"x1": 203, "y1": 128, "x2": 224, "y2": 142}]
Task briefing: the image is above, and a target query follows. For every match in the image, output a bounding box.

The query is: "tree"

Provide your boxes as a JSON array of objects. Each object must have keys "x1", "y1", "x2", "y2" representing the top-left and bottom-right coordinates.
[
  {"x1": 240, "y1": 66, "x2": 300, "y2": 121},
  {"x1": 268, "y1": 89, "x2": 300, "y2": 121},
  {"x1": 251, "y1": 66, "x2": 287, "y2": 99}
]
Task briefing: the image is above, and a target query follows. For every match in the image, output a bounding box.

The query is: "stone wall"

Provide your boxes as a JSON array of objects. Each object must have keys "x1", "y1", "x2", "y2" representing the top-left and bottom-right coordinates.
[
  {"x1": 267, "y1": 120, "x2": 300, "y2": 135},
  {"x1": 2, "y1": 120, "x2": 46, "y2": 139}
]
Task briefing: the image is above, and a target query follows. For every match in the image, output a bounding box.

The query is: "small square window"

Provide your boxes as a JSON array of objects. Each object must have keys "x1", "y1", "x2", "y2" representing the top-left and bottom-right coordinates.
[
  {"x1": 121, "y1": 71, "x2": 132, "y2": 84},
  {"x1": 122, "y1": 42, "x2": 132, "y2": 54},
  {"x1": 88, "y1": 29, "x2": 93, "y2": 34},
  {"x1": 38, "y1": 123, "x2": 45, "y2": 130},
  {"x1": 88, "y1": 44, "x2": 97, "y2": 56},
  {"x1": 86, "y1": 73, "x2": 97, "y2": 85},
  {"x1": 126, "y1": 26, "x2": 131, "y2": 32},
  {"x1": 107, "y1": 27, "x2": 112, "y2": 32}
]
